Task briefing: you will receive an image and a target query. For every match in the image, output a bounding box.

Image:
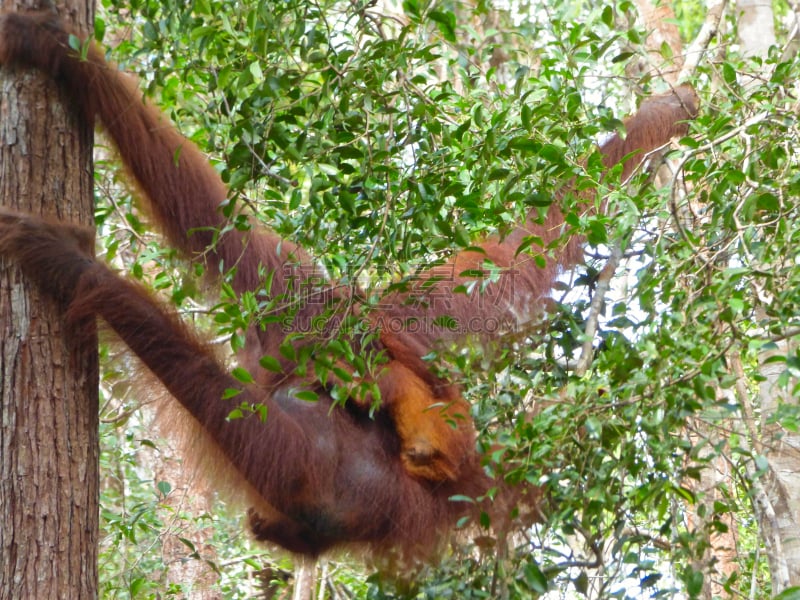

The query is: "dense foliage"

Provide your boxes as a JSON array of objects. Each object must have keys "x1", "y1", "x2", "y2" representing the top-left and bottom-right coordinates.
[{"x1": 91, "y1": 0, "x2": 800, "y2": 597}]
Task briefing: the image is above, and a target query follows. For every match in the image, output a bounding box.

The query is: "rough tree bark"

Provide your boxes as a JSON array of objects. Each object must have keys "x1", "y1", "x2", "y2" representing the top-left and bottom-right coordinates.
[
  {"x1": 752, "y1": 342, "x2": 800, "y2": 593},
  {"x1": 0, "y1": 1, "x2": 98, "y2": 598},
  {"x1": 631, "y1": 0, "x2": 684, "y2": 83},
  {"x1": 737, "y1": 0, "x2": 776, "y2": 58},
  {"x1": 733, "y1": 2, "x2": 800, "y2": 592}
]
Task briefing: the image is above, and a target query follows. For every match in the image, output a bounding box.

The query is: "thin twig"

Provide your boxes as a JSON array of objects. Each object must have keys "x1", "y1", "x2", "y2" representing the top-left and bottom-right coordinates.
[{"x1": 575, "y1": 241, "x2": 623, "y2": 377}]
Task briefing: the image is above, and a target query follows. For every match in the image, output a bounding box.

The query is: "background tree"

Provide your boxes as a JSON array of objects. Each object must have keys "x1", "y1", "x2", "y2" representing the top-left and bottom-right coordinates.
[
  {"x1": 0, "y1": 0, "x2": 98, "y2": 598},
  {"x1": 17, "y1": 0, "x2": 797, "y2": 598}
]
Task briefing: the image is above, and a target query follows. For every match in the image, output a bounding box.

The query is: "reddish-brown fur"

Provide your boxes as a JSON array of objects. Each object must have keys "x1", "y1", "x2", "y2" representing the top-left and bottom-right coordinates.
[
  {"x1": 0, "y1": 211, "x2": 487, "y2": 559},
  {"x1": 0, "y1": 11, "x2": 698, "y2": 559}
]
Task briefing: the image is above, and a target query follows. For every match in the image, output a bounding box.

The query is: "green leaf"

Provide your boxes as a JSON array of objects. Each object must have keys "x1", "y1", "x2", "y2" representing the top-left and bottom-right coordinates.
[
  {"x1": 232, "y1": 367, "x2": 254, "y2": 384},
  {"x1": 249, "y1": 61, "x2": 264, "y2": 83},
  {"x1": 68, "y1": 33, "x2": 81, "y2": 52},
  {"x1": 428, "y1": 10, "x2": 457, "y2": 43},
  {"x1": 685, "y1": 569, "x2": 704, "y2": 597},
  {"x1": 601, "y1": 6, "x2": 613, "y2": 27},
  {"x1": 573, "y1": 571, "x2": 589, "y2": 595},
  {"x1": 222, "y1": 387, "x2": 242, "y2": 400},
  {"x1": 259, "y1": 355, "x2": 283, "y2": 372},
  {"x1": 129, "y1": 578, "x2": 146, "y2": 596},
  {"x1": 612, "y1": 51, "x2": 635, "y2": 63},
  {"x1": 524, "y1": 561, "x2": 548, "y2": 593},
  {"x1": 156, "y1": 480, "x2": 172, "y2": 498},
  {"x1": 722, "y1": 62, "x2": 737, "y2": 85},
  {"x1": 774, "y1": 587, "x2": 800, "y2": 600},
  {"x1": 294, "y1": 390, "x2": 319, "y2": 402}
]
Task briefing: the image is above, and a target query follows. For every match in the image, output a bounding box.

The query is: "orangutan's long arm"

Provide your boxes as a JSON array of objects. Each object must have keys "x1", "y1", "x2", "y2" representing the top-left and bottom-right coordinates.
[
  {"x1": 377, "y1": 85, "x2": 698, "y2": 352},
  {"x1": 0, "y1": 12, "x2": 331, "y2": 363},
  {"x1": 0, "y1": 211, "x2": 313, "y2": 496},
  {"x1": 0, "y1": 209, "x2": 487, "y2": 556}
]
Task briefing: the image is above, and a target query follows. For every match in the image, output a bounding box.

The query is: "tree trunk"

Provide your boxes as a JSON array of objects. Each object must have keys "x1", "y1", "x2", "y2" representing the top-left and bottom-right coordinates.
[
  {"x1": 632, "y1": 0, "x2": 684, "y2": 83},
  {"x1": 292, "y1": 556, "x2": 317, "y2": 600},
  {"x1": 731, "y1": 3, "x2": 800, "y2": 591},
  {"x1": 756, "y1": 341, "x2": 800, "y2": 593},
  {"x1": 737, "y1": 0, "x2": 776, "y2": 58},
  {"x1": 0, "y1": 1, "x2": 98, "y2": 598}
]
